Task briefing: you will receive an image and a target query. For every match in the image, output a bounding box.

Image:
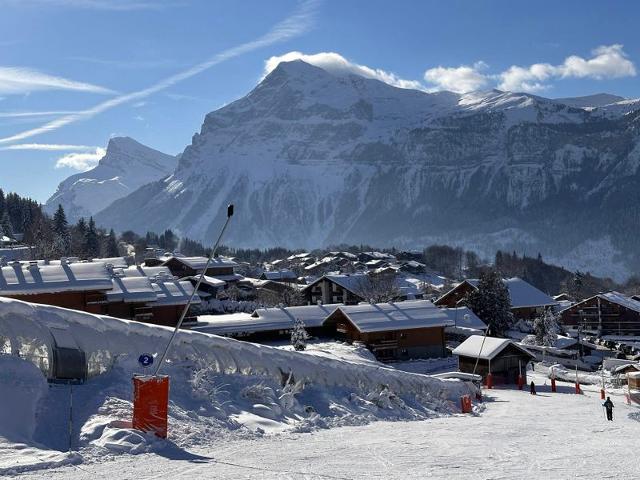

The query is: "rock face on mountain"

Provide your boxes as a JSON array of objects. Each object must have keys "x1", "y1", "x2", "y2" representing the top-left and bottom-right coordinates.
[
  {"x1": 45, "y1": 137, "x2": 177, "y2": 222},
  {"x1": 94, "y1": 60, "x2": 640, "y2": 279}
]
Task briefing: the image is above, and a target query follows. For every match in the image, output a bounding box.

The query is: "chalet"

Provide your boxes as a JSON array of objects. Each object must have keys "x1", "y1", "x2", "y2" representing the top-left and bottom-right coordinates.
[
  {"x1": 193, "y1": 304, "x2": 338, "y2": 340},
  {"x1": 322, "y1": 300, "x2": 453, "y2": 361},
  {"x1": 259, "y1": 269, "x2": 298, "y2": 283},
  {"x1": 302, "y1": 274, "x2": 366, "y2": 305},
  {"x1": 0, "y1": 235, "x2": 19, "y2": 247},
  {"x1": 148, "y1": 278, "x2": 200, "y2": 327},
  {"x1": 121, "y1": 265, "x2": 175, "y2": 279},
  {"x1": 559, "y1": 291, "x2": 640, "y2": 336},
  {"x1": 453, "y1": 335, "x2": 535, "y2": 385},
  {"x1": 435, "y1": 277, "x2": 558, "y2": 320},
  {"x1": 161, "y1": 255, "x2": 239, "y2": 279},
  {"x1": 400, "y1": 260, "x2": 427, "y2": 275},
  {"x1": 0, "y1": 260, "x2": 112, "y2": 314},
  {"x1": 358, "y1": 252, "x2": 396, "y2": 263}
]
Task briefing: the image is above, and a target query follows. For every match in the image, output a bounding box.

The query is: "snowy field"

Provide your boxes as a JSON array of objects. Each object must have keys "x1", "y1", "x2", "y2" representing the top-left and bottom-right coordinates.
[{"x1": 11, "y1": 373, "x2": 640, "y2": 479}]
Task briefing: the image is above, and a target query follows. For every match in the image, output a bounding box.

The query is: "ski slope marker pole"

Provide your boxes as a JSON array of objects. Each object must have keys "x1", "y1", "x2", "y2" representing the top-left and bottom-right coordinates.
[{"x1": 153, "y1": 204, "x2": 234, "y2": 377}]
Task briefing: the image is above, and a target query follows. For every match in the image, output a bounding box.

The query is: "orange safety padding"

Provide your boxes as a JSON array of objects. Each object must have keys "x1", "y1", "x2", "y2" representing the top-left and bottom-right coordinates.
[
  {"x1": 551, "y1": 377, "x2": 556, "y2": 393},
  {"x1": 460, "y1": 395, "x2": 472, "y2": 413},
  {"x1": 486, "y1": 373, "x2": 493, "y2": 389},
  {"x1": 600, "y1": 388, "x2": 605, "y2": 400},
  {"x1": 132, "y1": 375, "x2": 170, "y2": 439}
]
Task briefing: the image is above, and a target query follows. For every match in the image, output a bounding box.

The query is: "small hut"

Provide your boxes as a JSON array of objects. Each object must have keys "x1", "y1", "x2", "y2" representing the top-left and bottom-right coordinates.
[{"x1": 453, "y1": 335, "x2": 535, "y2": 386}]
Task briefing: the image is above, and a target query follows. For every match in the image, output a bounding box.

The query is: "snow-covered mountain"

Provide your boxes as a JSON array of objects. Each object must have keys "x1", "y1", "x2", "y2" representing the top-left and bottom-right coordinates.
[
  {"x1": 93, "y1": 60, "x2": 640, "y2": 279},
  {"x1": 45, "y1": 137, "x2": 177, "y2": 222}
]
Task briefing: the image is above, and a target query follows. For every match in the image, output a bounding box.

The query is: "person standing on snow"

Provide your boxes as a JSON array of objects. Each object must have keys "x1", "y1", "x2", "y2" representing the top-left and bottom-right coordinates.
[
  {"x1": 530, "y1": 381, "x2": 536, "y2": 395},
  {"x1": 603, "y1": 397, "x2": 614, "y2": 421}
]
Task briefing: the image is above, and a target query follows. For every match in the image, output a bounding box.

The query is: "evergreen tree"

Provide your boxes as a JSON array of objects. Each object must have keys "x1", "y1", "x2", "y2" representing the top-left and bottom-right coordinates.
[
  {"x1": 291, "y1": 317, "x2": 309, "y2": 351},
  {"x1": 103, "y1": 229, "x2": 119, "y2": 257},
  {"x1": 52, "y1": 204, "x2": 71, "y2": 256},
  {"x1": 534, "y1": 309, "x2": 560, "y2": 347},
  {"x1": 84, "y1": 217, "x2": 99, "y2": 258},
  {"x1": 464, "y1": 270, "x2": 513, "y2": 337},
  {"x1": 0, "y1": 210, "x2": 12, "y2": 238}
]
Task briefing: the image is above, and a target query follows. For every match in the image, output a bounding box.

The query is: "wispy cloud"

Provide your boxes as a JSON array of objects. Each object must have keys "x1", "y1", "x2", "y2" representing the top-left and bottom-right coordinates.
[
  {"x1": 0, "y1": 110, "x2": 80, "y2": 118},
  {"x1": 0, "y1": 66, "x2": 115, "y2": 95},
  {"x1": 55, "y1": 147, "x2": 106, "y2": 171},
  {"x1": 0, "y1": 143, "x2": 98, "y2": 151},
  {"x1": 424, "y1": 44, "x2": 637, "y2": 94},
  {"x1": 0, "y1": 0, "x2": 184, "y2": 11},
  {"x1": 0, "y1": 0, "x2": 319, "y2": 145},
  {"x1": 263, "y1": 51, "x2": 424, "y2": 90}
]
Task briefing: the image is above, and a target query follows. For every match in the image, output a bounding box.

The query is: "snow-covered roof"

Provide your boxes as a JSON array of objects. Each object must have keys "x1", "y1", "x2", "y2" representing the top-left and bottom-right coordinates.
[
  {"x1": 600, "y1": 291, "x2": 640, "y2": 313},
  {"x1": 448, "y1": 277, "x2": 557, "y2": 309},
  {"x1": 151, "y1": 280, "x2": 200, "y2": 306},
  {"x1": 106, "y1": 276, "x2": 156, "y2": 303},
  {"x1": 121, "y1": 265, "x2": 174, "y2": 279},
  {"x1": 504, "y1": 278, "x2": 557, "y2": 308},
  {"x1": 326, "y1": 300, "x2": 453, "y2": 333},
  {"x1": 194, "y1": 304, "x2": 339, "y2": 335},
  {"x1": 442, "y1": 307, "x2": 488, "y2": 330},
  {"x1": 261, "y1": 270, "x2": 297, "y2": 280},
  {"x1": 185, "y1": 274, "x2": 226, "y2": 288},
  {"x1": 0, "y1": 262, "x2": 113, "y2": 296},
  {"x1": 452, "y1": 335, "x2": 534, "y2": 361},
  {"x1": 163, "y1": 255, "x2": 237, "y2": 270},
  {"x1": 303, "y1": 274, "x2": 368, "y2": 294},
  {"x1": 89, "y1": 257, "x2": 129, "y2": 268}
]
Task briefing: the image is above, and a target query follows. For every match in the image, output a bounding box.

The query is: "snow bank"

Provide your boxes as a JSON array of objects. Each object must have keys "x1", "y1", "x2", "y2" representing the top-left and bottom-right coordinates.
[{"x1": 0, "y1": 297, "x2": 477, "y2": 473}]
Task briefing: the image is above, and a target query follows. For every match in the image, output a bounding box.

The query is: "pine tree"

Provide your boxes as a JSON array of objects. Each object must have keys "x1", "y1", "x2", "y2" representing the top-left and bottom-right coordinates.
[
  {"x1": 84, "y1": 217, "x2": 99, "y2": 258},
  {"x1": 1, "y1": 210, "x2": 13, "y2": 238},
  {"x1": 52, "y1": 204, "x2": 71, "y2": 256},
  {"x1": 464, "y1": 270, "x2": 513, "y2": 337},
  {"x1": 104, "y1": 229, "x2": 119, "y2": 257},
  {"x1": 534, "y1": 309, "x2": 560, "y2": 347},
  {"x1": 291, "y1": 317, "x2": 309, "y2": 351}
]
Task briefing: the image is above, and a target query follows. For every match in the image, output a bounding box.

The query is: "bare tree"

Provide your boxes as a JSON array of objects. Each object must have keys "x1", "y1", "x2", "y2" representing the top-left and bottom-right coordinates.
[
  {"x1": 257, "y1": 285, "x2": 306, "y2": 307},
  {"x1": 352, "y1": 273, "x2": 401, "y2": 303}
]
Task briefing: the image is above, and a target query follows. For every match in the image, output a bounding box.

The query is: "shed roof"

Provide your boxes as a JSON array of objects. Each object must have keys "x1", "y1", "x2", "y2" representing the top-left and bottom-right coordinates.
[
  {"x1": 261, "y1": 270, "x2": 297, "y2": 280},
  {"x1": 0, "y1": 262, "x2": 113, "y2": 296},
  {"x1": 151, "y1": 280, "x2": 200, "y2": 306},
  {"x1": 441, "y1": 277, "x2": 557, "y2": 309},
  {"x1": 452, "y1": 335, "x2": 534, "y2": 361},
  {"x1": 442, "y1": 307, "x2": 488, "y2": 330},
  {"x1": 326, "y1": 300, "x2": 453, "y2": 333},
  {"x1": 107, "y1": 276, "x2": 157, "y2": 303}
]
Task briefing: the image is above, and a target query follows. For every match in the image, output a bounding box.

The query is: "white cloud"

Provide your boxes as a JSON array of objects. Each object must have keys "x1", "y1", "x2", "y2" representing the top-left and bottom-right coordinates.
[
  {"x1": 55, "y1": 147, "x2": 106, "y2": 171},
  {"x1": 0, "y1": 143, "x2": 98, "y2": 151},
  {"x1": 0, "y1": 0, "x2": 319, "y2": 144},
  {"x1": 498, "y1": 44, "x2": 636, "y2": 92},
  {"x1": 264, "y1": 51, "x2": 424, "y2": 90},
  {"x1": 0, "y1": 66, "x2": 115, "y2": 95},
  {"x1": 423, "y1": 62, "x2": 489, "y2": 93},
  {"x1": 421, "y1": 44, "x2": 636, "y2": 94}
]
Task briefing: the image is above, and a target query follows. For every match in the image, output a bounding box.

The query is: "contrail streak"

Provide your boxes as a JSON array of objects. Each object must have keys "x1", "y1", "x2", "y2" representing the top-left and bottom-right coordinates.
[{"x1": 0, "y1": 0, "x2": 318, "y2": 145}]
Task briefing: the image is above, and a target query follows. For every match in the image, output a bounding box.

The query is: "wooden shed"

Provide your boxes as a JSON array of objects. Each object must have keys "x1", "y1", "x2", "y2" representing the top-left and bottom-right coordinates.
[{"x1": 453, "y1": 335, "x2": 535, "y2": 386}]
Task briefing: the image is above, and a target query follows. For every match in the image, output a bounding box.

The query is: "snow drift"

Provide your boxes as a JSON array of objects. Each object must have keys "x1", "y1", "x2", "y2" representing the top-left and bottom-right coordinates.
[{"x1": 0, "y1": 297, "x2": 476, "y2": 474}]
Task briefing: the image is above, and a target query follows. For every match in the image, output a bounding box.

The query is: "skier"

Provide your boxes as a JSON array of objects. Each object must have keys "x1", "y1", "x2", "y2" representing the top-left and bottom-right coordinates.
[
  {"x1": 529, "y1": 381, "x2": 536, "y2": 395},
  {"x1": 603, "y1": 396, "x2": 614, "y2": 421}
]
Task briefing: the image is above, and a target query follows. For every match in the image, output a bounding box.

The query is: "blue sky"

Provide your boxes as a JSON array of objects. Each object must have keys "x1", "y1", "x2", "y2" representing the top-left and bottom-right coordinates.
[{"x1": 1, "y1": 0, "x2": 638, "y2": 202}]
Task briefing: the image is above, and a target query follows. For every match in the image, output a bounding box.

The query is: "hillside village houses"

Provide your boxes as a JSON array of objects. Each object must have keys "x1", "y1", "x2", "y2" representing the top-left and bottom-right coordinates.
[{"x1": 5, "y1": 243, "x2": 640, "y2": 368}]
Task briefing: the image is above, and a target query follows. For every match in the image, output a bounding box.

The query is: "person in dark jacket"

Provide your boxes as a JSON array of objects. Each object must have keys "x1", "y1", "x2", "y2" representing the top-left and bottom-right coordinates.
[
  {"x1": 529, "y1": 381, "x2": 536, "y2": 395},
  {"x1": 603, "y1": 397, "x2": 614, "y2": 421}
]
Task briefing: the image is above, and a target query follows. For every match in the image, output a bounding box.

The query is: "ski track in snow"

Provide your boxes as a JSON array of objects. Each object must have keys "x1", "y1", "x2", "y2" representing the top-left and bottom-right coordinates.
[{"x1": 13, "y1": 373, "x2": 640, "y2": 480}]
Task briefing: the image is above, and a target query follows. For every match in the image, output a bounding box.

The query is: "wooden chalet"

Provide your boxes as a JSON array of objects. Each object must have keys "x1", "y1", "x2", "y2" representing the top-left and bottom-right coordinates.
[
  {"x1": 161, "y1": 255, "x2": 239, "y2": 279},
  {"x1": 259, "y1": 269, "x2": 298, "y2": 283},
  {"x1": 0, "y1": 260, "x2": 113, "y2": 314},
  {"x1": 105, "y1": 276, "x2": 156, "y2": 322},
  {"x1": 192, "y1": 304, "x2": 339, "y2": 341},
  {"x1": 302, "y1": 274, "x2": 366, "y2": 305},
  {"x1": 435, "y1": 277, "x2": 558, "y2": 320},
  {"x1": 453, "y1": 335, "x2": 535, "y2": 385},
  {"x1": 559, "y1": 291, "x2": 640, "y2": 336},
  {"x1": 322, "y1": 300, "x2": 453, "y2": 361}
]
